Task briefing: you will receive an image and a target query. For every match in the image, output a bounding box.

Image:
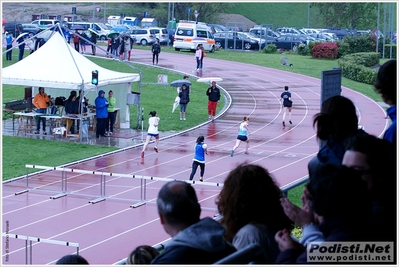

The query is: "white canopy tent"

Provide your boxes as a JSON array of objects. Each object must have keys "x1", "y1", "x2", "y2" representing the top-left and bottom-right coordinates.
[{"x1": 2, "y1": 31, "x2": 140, "y2": 130}]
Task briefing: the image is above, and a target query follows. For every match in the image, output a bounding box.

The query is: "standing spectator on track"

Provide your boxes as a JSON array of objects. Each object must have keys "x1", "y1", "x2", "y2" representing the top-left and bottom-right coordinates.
[
  {"x1": 189, "y1": 135, "x2": 208, "y2": 182},
  {"x1": 111, "y1": 33, "x2": 120, "y2": 58},
  {"x1": 178, "y1": 84, "x2": 190, "y2": 120},
  {"x1": 206, "y1": 81, "x2": 221, "y2": 122},
  {"x1": 5, "y1": 32, "x2": 14, "y2": 61},
  {"x1": 200, "y1": 44, "x2": 206, "y2": 69},
  {"x1": 195, "y1": 44, "x2": 202, "y2": 71},
  {"x1": 151, "y1": 180, "x2": 236, "y2": 264},
  {"x1": 72, "y1": 30, "x2": 80, "y2": 52},
  {"x1": 280, "y1": 86, "x2": 293, "y2": 127},
  {"x1": 151, "y1": 39, "x2": 161, "y2": 65},
  {"x1": 230, "y1": 116, "x2": 250, "y2": 157},
  {"x1": 90, "y1": 31, "x2": 97, "y2": 55},
  {"x1": 141, "y1": 110, "x2": 160, "y2": 158},
  {"x1": 17, "y1": 34, "x2": 25, "y2": 61},
  {"x1": 79, "y1": 30, "x2": 88, "y2": 54},
  {"x1": 106, "y1": 37, "x2": 112, "y2": 57},
  {"x1": 95, "y1": 90, "x2": 109, "y2": 138},
  {"x1": 373, "y1": 59, "x2": 396, "y2": 147}
]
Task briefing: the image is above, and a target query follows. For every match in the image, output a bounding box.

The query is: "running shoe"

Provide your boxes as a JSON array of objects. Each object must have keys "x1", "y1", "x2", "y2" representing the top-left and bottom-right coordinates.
[
  {"x1": 154, "y1": 147, "x2": 158, "y2": 153},
  {"x1": 141, "y1": 151, "x2": 144, "y2": 158},
  {"x1": 199, "y1": 177, "x2": 203, "y2": 182},
  {"x1": 282, "y1": 121, "x2": 285, "y2": 127},
  {"x1": 230, "y1": 150, "x2": 234, "y2": 157},
  {"x1": 244, "y1": 151, "x2": 249, "y2": 155},
  {"x1": 289, "y1": 120, "x2": 292, "y2": 124}
]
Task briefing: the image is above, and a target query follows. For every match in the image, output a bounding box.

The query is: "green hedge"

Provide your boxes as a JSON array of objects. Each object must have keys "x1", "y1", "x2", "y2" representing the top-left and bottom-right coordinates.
[{"x1": 337, "y1": 52, "x2": 379, "y2": 85}]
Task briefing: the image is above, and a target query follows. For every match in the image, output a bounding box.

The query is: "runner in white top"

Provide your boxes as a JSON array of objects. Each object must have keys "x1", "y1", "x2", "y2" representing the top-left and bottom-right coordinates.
[
  {"x1": 141, "y1": 110, "x2": 160, "y2": 158},
  {"x1": 230, "y1": 116, "x2": 250, "y2": 157}
]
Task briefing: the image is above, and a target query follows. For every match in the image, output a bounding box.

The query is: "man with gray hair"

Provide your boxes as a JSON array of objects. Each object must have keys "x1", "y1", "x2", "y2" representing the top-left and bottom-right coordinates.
[{"x1": 151, "y1": 181, "x2": 236, "y2": 264}]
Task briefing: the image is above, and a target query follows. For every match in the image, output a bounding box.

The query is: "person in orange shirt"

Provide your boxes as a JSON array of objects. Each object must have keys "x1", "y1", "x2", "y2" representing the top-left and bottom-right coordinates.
[{"x1": 33, "y1": 87, "x2": 50, "y2": 135}]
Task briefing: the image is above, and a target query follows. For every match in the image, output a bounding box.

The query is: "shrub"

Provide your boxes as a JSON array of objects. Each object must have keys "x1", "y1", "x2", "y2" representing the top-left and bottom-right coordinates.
[
  {"x1": 297, "y1": 43, "x2": 308, "y2": 56},
  {"x1": 311, "y1": 42, "x2": 338, "y2": 59},
  {"x1": 263, "y1": 44, "x2": 277, "y2": 54},
  {"x1": 337, "y1": 52, "x2": 379, "y2": 85}
]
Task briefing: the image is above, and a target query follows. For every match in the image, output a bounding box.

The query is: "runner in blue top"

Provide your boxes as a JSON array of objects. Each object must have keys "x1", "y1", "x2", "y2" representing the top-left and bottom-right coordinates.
[
  {"x1": 189, "y1": 136, "x2": 208, "y2": 182},
  {"x1": 230, "y1": 117, "x2": 250, "y2": 157},
  {"x1": 280, "y1": 86, "x2": 293, "y2": 127}
]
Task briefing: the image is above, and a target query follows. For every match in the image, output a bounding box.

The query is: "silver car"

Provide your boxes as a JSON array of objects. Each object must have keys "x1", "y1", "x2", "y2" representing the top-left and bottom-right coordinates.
[
  {"x1": 129, "y1": 28, "x2": 157, "y2": 46},
  {"x1": 150, "y1": 27, "x2": 169, "y2": 45}
]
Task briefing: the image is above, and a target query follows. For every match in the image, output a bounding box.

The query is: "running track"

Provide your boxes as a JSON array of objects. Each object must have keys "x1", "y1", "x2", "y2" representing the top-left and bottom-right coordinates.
[{"x1": 2, "y1": 48, "x2": 388, "y2": 265}]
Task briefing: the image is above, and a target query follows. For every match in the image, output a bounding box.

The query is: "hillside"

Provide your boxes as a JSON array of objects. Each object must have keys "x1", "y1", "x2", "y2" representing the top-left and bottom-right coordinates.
[{"x1": 2, "y1": 2, "x2": 257, "y2": 30}]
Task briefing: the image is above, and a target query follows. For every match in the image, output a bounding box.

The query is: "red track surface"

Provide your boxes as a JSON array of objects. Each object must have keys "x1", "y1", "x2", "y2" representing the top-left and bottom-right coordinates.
[{"x1": 2, "y1": 48, "x2": 388, "y2": 265}]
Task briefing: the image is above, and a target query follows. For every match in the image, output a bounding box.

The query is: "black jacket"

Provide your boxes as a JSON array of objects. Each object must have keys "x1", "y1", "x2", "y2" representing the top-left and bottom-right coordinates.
[{"x1": 206, "y1": 86, "x2": 220, "y2": 102}]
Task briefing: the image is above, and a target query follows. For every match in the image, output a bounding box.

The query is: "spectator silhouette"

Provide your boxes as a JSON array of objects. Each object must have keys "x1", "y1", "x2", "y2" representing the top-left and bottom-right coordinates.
[
  {"x1": 343, "y1": 133, "x2": 396, "y2": 242},
  {"x1": 216, "y1": 164, "x2": 293, "y2": 263},
  {"x1": 56, "y1": 254, "x2": 89, "y2": 264},
  {"x1": 275, "y1": 164, "x2": 376, "y2": 264},
  {"x1": 374, "y1": 59, "x2": 396, "y2": 147},
  {"x1": 151, "y1": 180, "x2": 236, "y2": 264},
  {"x1": 127, "y1": 245, "x2": 159, "y2": 264},
  {"x1": 307, "y1": 95, "x2": 365, "y2": 178}
]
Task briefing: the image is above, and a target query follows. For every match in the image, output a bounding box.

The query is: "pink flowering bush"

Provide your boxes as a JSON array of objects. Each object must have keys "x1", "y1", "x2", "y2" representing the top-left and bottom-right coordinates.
[{"x1": 311, "y1": 42, "x2": 339, "y2": 59}]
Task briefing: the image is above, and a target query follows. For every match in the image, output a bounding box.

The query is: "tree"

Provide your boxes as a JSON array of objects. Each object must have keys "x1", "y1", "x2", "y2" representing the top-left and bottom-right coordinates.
[{"x1": 312, "y1": 3, "x2": 378, "y2": 29}]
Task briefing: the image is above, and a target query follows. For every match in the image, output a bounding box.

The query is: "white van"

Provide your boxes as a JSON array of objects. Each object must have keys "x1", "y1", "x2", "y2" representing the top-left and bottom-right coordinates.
[
  {"x1": 67, "y1": 22, "x2": 110, "y2": 40},
  {"x1": 173, "y1": 20, "x2": 215, "y2": 52},
  {"x1": 31, "y1": 19, "x2": 61, "y2": 30}
]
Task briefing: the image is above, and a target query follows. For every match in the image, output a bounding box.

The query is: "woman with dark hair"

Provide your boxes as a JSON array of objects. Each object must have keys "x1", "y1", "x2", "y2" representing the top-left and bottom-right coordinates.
[
  {"x1": 56, "y1": 254, "x2": 89, "y2": 264},
  {"x1": 178, "y1": 84, "x2": 190, "y2": 121},
  {"x1": 307, "y1": 95, "x2": 365, "y2": 177},
  {"x1": 127, "y1": 245, "x2": 159, "y2": 264},
  {"x1": 189, "y1": 136, "x2": 208, "y2": 182},
  {"x1": 141, "y1": 110, "x2": 160, "y2": 158},
  {"x1": 216, "y1": 164, "x2": 293, "y2": 263}
]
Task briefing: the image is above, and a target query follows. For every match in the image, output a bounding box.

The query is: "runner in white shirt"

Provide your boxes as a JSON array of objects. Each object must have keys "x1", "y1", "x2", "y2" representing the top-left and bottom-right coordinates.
[
  {"x1": 230, "y1": 116, "x2": 250, "y2": 157},
  {"x1": 141, "y1": 110, "x2": 160, "y2": 158}
]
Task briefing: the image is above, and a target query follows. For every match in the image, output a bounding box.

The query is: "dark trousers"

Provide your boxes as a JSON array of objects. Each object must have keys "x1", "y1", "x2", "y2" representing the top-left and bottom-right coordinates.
[
  {"x1": 91, "y1": 45, "x2": 96, "y2": 55},
  {"x1": 74, "y1": 42, "x2": 79, "y2": 52},
  {"x1": 196, "y1": 57, "x2": 201, "y2": 69},
  {"x1": 96, "y1": 117, "x2": 107, "y2": 137},
  {"x1": 36, "y1": 108, "x2": 47, "y2": 131},
  {"x1": 6, "y1": 45, "x2": 12, "y2": 60},
  {"x1": 152, "y1": 53, "x2": 159, "y2": 64},
  {"x1": 19, "y1": 47, "x2": 24, "y2": 61},
  {"x1": 106, "y1": 111, "x2": 116, "y2": 132},
  {"x1": 189, "y1": 161, "x2": 205, "y2": 180}
]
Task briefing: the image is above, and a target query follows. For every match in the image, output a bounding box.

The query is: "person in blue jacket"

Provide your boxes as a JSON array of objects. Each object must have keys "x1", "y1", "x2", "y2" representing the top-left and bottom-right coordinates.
[
  {"x1": 95, "y1": 90, "x2": 109, "y2": 138},
  {"x1": 374, "y1": 59, "x2": 396, "y2": 147}
]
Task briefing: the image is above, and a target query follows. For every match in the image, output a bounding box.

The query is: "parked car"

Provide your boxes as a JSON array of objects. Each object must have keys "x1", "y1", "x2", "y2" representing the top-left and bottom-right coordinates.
[
  {"x1": 207, "y1": 23, "x2": 228, "y2": 34},
  {"x1": 31, "y1": 19, "x2": 60, "y2": 30},
  {"x1": 4, "y1": 22, "x2": 23, "y2": 37},
  {"x1": 22, "y1": 23, "x2": 41, "y2": 35},
  {"x1": 129, "y1": 28, "x2": 157, "y2": 46},
  {"x1": 309, "y1": 32, "x2": 338, "y2": 42},
  {"x1": 240, "y1": 31, "x2": 274, "y2": 49},
  {"x1": 275, "y1": 27, "x2": 303, "y2": 36},
  {"x1": 150, "y1": 27, "x2": 169, "y2": 45},
  {"x1": 214, "y1": 31, "x2": 259, "y2": 50},
  {"x1": 271, "y1": 34, "x2": 306, "y2": 50},
  {"x1": 249, "y1": 27, "x2": 280, "y2": 38}
]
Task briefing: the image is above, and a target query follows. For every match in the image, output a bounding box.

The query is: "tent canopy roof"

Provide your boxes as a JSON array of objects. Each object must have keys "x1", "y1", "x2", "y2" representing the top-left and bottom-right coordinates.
[{"x1": 2, "y1": 32, "x2": 140, "y2": 90}]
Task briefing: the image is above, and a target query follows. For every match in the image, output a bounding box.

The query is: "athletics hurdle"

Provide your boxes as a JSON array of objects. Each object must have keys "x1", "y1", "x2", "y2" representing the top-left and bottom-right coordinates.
[
  {"x1": 2, "y1": 233, "x2": 79, "y2": 265},
  {"x1": 17, "y1": 165, "x2": 224, "y2": 208}
]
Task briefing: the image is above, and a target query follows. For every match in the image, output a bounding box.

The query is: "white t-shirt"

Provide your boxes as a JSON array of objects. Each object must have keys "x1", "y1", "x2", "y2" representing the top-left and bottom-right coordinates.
[{"x1": 148, "y1": 116, "x2": 160, "y2": 134}]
